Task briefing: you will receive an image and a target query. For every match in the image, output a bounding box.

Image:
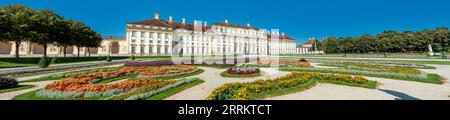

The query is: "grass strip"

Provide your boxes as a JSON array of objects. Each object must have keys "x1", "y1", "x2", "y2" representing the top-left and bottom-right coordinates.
[
  {"x1": 146, "y1": 79, "x2": 204, "y2": 100},
  {"x1": 220, "y1": 71, "x2": 262, "y2": 78}
]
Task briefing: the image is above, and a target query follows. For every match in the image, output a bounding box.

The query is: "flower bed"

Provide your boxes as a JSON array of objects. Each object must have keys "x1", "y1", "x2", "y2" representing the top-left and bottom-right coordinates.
[
  {"x1": 208, "y1": 72, "x2": 376, "y2": 100},
  {"x1": 124, "y1": 60, "x2": 174, "y2": 67},
  {"x1": 0, "y1": 77, "x2": 18, "y2": 89},
  {"x1": 226, "y1": 67, "x2": 260, "y2": 75},
  {"x1": 35, "y1": 65, "x2": 200, "y2": 99},
  {"x1": 280, "y1": 66, "x2": 443, "y2": 84},
  {"x1": 0, "y1": 61, "x2": 126, "y2": 78},
  {"x1": 225, "y1": 63, "x2": 260, "y2": 75},
  {"x1": 107, "y1": 78, "x2": 200, "y2": 100},
  {"x1": 320, "y1": 62, "x2": 422, "y2": 74}
]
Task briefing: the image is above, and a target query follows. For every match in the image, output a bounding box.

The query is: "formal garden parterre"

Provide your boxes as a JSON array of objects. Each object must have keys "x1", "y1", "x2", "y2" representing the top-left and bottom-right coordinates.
[{"x1": 13, "y1": 61, "x2": 205, "y2": 100}]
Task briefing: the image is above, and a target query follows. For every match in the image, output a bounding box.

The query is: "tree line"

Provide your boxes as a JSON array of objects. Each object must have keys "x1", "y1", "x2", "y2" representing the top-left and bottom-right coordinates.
[
  {"x1": 321, "y1": 27, "x2": 450, "y2": 54},
  {"x1": 0, "y1": 4, "x2": 102, "y2": 58}
]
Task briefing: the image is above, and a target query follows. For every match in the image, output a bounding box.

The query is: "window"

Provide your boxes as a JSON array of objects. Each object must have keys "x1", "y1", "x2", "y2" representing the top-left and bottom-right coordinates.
[
  {"x1": 141, "y1": 32, "x2": 145, "y2": 38},
  {"x1": 132, "y1": 31, "x2": 137, "y2": 37}
]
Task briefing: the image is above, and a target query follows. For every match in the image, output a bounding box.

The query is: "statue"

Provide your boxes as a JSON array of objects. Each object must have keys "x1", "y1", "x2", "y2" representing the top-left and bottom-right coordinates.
[{"x1": 428, "y1": 44, "x2": 434, "y2": 56}]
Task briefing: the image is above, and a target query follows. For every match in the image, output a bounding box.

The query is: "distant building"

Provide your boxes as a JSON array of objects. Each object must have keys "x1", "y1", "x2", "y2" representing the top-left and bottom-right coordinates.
[{"x1": 296, "y1": 38, "x2": 324, "y2": 54}]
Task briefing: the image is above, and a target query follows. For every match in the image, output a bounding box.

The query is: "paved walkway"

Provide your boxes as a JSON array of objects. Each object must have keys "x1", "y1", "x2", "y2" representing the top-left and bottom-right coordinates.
[
  {"x1": 0, "y1": 81, "x2": 53, "y2": 100},
  {"x1": 165, "y1": 67, "x2": 290, "y2": 100}
]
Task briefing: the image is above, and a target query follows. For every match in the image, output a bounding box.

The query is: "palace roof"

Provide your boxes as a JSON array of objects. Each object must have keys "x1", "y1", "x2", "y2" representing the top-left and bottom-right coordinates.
[
  {"x1": 267, "y1": 34, "x2": 295, "y2": 40},
  {"x1": 303, "y1": 39, "x2": 316, "y2": 45},
  {"x1": 212, "y1": 22, "x2": 258, "y2": 30}
]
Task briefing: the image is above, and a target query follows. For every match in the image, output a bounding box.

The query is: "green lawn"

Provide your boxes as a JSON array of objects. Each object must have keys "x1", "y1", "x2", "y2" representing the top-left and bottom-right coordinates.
[
  {"x1": 94, "y1": 74, "x2": 137, "y2": 84},
  {"x1": 154, "y1": 69, "x2": 204, "y2": 80},
  {"x1": 220, "y1": 71, "x2": 262, "y2": 78},
  {"x1": 0, "y1": 56, "x2": 129, "y2": 68},
  {"x1": 146, "y1": 79, "x2": 204, "y2": 100},
  {"x1": 247, "y1": 79, "x2": 318, "y2": 100},
  {"x1": 0, "y1": 85, "x2": 34, "y2": 93},
  {"x1": 0, "y1": 62, "x2": 34, "y2": 68}
]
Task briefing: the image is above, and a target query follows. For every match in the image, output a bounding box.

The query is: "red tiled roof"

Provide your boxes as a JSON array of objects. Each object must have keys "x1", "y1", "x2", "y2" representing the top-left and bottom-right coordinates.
[
  {"x1": 303, "y1": 39, "x2": 316, "y2": 45},
  {"x1": 267, "y1": 34, "x2": 295, "y2": 40},
  {"x1": 213, "y1": 22, "x2": 258, "y2": 30},
  {"x1": 128, "y1": 19, "x2": 212, "y2": 31},
  {"x1": 127, "y1": 19, "x2": 172, "y2": 28}
]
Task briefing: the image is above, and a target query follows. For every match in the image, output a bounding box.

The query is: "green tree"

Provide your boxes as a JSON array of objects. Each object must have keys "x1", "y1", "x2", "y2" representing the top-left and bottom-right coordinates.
[
  {"x1": 29, "y1": 9, "x2": 64, "y2": 57},
  {"x1": 0, "y1": 5, "x2": 35, "y2": 58},
  {"x1": 55, "y1": 20, "x2": 75, "y2": 57}
]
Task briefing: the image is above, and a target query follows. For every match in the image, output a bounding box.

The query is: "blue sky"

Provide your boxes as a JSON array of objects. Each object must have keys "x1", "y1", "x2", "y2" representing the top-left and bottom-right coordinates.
[{"x1": 1, "y1": 0, "x2": 449, "y2": 44}]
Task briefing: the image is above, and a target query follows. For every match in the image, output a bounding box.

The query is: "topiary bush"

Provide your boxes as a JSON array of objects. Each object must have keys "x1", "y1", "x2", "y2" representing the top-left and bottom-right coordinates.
[
  {"x1": 39, "y1": 56, "x2": 50, "y2": 68},
  {"x1": 106, "y1": 55, "x2": 112, "y2": 62},
  {"x1": 130, "y1": 55, "x2": 135, "y2": 60},
  {"x1": 299, "y1": 58, "x2": 308, "y2": 62},
  {"x1": 0, "y1": 77, "x2": 19, "y2": 89}
]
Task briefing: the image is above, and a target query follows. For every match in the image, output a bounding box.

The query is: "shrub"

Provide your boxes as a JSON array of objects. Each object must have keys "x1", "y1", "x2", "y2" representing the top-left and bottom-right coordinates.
[
  {"x1": 0, "y1": 77, "x2": 19, "y2": 89},
  {"x1": 106, "y1": 55, "x2": 112, "y2": 62},
  {"x1": 130, "y1": 55, "x2": 135, "y2": 60},
  {"x1": 299, "y1": 58, "x2": 308, "y2": 62},
  {"x1": 39, "y1": 56, "x2": 50, "y2": 68},
  {"x1": 51, "y1": 57, "x2": 59, "y2": 64}
]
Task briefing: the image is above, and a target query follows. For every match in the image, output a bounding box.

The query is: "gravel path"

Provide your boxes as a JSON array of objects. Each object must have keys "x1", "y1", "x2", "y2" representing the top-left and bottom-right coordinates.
[
  {"x1": 310, "y1": 63, "x2": 337, "y2": 69},
  {"x1": 0, "y1": 81, "x2": 53, "y2": 100},
  {"x1": 164, "y1": 67, "x2": 290, "y2": 100}
]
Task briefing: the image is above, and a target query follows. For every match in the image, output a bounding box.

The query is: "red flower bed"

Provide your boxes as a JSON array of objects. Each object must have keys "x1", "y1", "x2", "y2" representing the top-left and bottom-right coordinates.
[{"x1": 226, "y1": 68, "x2": 260, "y2": 75}]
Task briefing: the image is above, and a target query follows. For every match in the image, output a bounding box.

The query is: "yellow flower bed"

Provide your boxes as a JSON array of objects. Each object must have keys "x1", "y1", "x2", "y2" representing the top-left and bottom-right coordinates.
[{"x1": 207, "y1": 72, "x2": 373, "y2": 100}]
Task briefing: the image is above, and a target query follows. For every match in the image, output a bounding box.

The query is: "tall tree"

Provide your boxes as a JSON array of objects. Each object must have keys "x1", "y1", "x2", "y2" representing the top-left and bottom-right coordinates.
[
  {"x1": 0, "y1": 5, "x2": 35, "y2": 58},
  {"x1": 55, "y1": 20, "x2": 75, "y2": 57},
  {"x1": 29, "y1": 9, "x2": 64, "y2": 57}
]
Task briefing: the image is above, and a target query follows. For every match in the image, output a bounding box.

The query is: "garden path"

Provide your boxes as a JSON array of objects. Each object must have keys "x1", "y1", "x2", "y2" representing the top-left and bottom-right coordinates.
[
  {"x1": 164, "y1": 67, "x2": 290, "y2": 100},
  {"x1": 0, "y1": 81, "x2": 53, "y2": 100}
]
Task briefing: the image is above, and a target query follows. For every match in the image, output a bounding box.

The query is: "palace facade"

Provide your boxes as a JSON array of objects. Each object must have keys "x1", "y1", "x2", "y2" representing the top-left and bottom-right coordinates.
[{"x1": 125, "y1": 13, "x2": 297, "y2": 56}]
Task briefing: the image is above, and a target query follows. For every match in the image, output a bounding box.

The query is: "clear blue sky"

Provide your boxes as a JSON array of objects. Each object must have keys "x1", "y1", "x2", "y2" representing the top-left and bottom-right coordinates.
[{"x1": 1, "y1": 0, "x2": 449, "y2": 44}]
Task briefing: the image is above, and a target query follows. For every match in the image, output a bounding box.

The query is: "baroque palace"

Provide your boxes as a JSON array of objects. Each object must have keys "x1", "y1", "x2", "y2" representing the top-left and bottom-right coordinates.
[
  {"x1": 0, "y1": 13, "x2": 322, "y2": 56},
  {"x1": 125, "y1": 13, "x2": 297, "y2": 56}
]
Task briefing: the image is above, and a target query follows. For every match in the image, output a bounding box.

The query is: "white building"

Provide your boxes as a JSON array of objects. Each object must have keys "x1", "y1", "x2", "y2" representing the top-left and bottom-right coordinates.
[
  {"x1": 125, "y1": 13, "x2": 298, "y2": 56},
  {"x1": 297, "y1": 38, "x2": 324, "y2": 54}
]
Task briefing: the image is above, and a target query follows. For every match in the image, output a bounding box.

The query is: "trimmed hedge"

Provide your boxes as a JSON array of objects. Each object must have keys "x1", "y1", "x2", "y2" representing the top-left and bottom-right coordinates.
[{"x1": 0, "y1": 56, "x2": 129, "y2": 65}]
